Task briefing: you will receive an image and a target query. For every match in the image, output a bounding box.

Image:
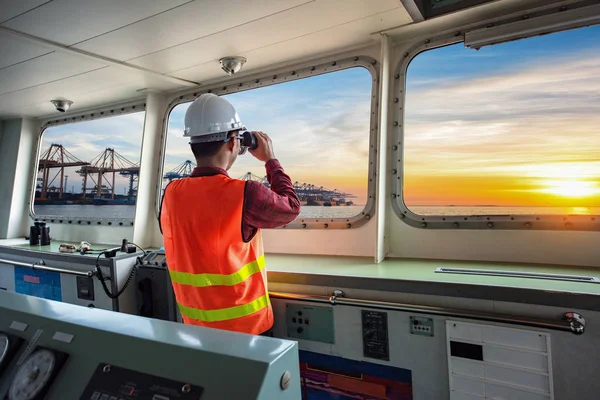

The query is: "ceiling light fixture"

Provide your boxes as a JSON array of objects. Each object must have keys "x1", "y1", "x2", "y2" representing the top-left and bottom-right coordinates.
[{"x1": 219, "y1": 56, "x2": 247, "y2": 76}]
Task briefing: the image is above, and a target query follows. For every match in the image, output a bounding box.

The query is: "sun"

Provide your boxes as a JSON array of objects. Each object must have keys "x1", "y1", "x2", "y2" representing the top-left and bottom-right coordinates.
[{"x1": 541, "y1": 180, "x2": 600, "y2": 197}]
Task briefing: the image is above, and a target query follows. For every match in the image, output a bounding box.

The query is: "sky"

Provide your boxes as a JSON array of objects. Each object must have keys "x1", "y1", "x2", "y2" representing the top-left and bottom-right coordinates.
[
  {"x1": 165, "y1": 67, "x2": 372, "y2": 204},
  {"x1": 37, "y1": 23, "x2": 600, "y2": 209},
  {"x1": 38, "y1": 111, "x2": 145, "y2": 196},
  {"x1": 404, "y1": 24, "x2": 600, "y2": 207}
]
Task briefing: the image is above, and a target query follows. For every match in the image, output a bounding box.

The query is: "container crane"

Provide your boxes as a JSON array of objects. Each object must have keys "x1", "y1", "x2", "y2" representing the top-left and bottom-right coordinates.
[
  {"x1": 37, "y1": 144, "x2": 89, "y2": 200},
  {"x1": 76, "y1": 148, "x2": 139, "y2": 203}
]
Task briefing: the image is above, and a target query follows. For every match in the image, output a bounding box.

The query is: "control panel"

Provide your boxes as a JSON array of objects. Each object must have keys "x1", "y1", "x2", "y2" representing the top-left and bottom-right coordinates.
[
  {"x1": 285, "y1": 304, "x2": 335, "y2": 344},
  {"x1": 137, "y1": 250, "x2": 167, "y2": 267},
  {"x1": 410, "y1": 316, "x2": 434, "y2": 337},
  {"x1": 361, "y1": 310, "x2": 389, "y2": 361},
  {"x1": 0, "y1": 290, "x2": 301, "y2": 400},
  {"x1": 80, "y1": 363, "x2": 204, "y2": 400}
]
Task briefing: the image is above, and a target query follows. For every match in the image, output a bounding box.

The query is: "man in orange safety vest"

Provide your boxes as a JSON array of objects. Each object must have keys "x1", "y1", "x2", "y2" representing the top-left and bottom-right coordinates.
[{"x1": 160, "y1": 93, "x2": 300, "y2": 335}]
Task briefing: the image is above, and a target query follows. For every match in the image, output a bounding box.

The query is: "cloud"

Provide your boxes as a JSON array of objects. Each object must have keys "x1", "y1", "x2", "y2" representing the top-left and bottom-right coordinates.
[
  {"x1": 403, "y1": 43, "x2": 600, "y2": 207},
  {"x1": 39, "y1": 112, "x2": 145, "y2": 194},
  {"x1": 163, "y1": 68, "x2": 373, "y2": 203}
]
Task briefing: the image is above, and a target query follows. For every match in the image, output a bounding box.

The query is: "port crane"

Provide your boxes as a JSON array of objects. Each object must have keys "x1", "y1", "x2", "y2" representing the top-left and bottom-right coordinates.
[
  {"x1": 37, "y1": 144, "x2": 89, "y2": 200},
  {"x1": 75, "y1": 148, "x2": 139, "y2": 200}
]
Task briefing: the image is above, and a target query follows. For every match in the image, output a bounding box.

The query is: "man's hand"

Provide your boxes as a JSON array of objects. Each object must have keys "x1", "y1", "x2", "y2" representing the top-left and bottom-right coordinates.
[{"x1": 249, "y1": 131, "x2": 276, "y2": 162}]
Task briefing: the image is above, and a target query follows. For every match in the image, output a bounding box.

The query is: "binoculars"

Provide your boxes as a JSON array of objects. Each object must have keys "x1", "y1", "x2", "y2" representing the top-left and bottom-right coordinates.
[
  {"x1": 240, "y1": 131, "x2": 258, "y2": 151},
  {"x1": 29, "y1": 221, "x2": 50, "y2": 246}
]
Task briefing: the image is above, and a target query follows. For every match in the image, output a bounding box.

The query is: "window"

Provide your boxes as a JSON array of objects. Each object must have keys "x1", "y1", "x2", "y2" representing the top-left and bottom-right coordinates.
[
  {"x1": 34, "y1": 110, "x2": 145, "y2": 222},
  {"x1": 162, "y1": 66, "x2": 374, "y2": 224},
  {"x1": 401, "y1": 25, "x2": 600, "y2": 221}
]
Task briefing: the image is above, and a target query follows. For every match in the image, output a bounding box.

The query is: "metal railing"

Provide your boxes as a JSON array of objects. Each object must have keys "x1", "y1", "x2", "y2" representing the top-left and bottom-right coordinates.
[
  {"x1": 0, "y1": 257, "x2": 94, "y2": 278},
  {"x1": 269, "y1": 290, "x2": 585, "y2": 335}
]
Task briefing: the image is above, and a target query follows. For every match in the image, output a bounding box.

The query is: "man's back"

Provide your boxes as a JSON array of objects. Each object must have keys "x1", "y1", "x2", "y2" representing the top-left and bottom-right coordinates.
[{"x1": 160, "y1": 174, "x2": 273, "y2": 335}]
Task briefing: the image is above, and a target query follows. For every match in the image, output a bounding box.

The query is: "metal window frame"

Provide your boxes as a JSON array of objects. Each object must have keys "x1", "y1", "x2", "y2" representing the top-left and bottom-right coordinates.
[
  {"x1": 391, "y1": 33, "x2": 600, "y2": 232},
  {"x1": 30, "y1": 101, "x2": 147, "y2": 227},
  {"x1": 155, "y1": 55, "x2": 380, "y2": 230}
]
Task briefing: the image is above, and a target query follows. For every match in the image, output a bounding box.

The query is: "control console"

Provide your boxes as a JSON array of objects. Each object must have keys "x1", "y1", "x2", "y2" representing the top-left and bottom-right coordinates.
[{"x1": 0, "y1": 290, "x2": 301, "y2": 399}]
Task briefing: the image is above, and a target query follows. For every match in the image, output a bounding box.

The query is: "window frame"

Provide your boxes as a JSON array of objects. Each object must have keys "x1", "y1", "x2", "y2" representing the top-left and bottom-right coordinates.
[
  {"x1": 30, "y1": 102, "x2": 146, "y2": 227},
  {"x1": 156, "y1": 55, "x2": 380, "y2": 230},
  {"x1": 392, "y1": 34, "x2": 600, "y2": 232}
]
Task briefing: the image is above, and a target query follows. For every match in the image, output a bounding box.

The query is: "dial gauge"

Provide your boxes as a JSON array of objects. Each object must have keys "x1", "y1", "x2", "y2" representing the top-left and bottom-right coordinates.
[
  {"x1": 0, "y1": 334, "x2": 8, "y2": 365},
  {"x1": 9, "y1": 349, "x2": 56, "y2": 400}
]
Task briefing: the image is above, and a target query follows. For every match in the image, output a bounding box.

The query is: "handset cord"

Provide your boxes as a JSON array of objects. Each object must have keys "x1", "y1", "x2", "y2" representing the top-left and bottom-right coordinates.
[{"x1": 94, "y1": 243, "x2": 147, "y2": 299}]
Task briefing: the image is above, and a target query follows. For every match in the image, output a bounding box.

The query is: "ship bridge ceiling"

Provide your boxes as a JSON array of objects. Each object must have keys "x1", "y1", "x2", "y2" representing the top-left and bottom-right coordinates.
[{"x1": 0, "y1": 0, "x2": 413, "y2": 120}]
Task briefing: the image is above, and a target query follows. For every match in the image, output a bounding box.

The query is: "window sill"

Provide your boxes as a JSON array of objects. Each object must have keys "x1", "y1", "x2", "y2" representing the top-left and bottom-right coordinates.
[{"x1": 265, "y1": 254, "x2": 600, "y2": 311}]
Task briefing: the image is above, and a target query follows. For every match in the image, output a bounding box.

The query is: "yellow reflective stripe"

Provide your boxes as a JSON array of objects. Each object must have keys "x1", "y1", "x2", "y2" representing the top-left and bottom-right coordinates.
[
  {"x1": 178, "y1": 294, "x2": 270, "y2": 323},
  {"x1": 169, "y1": 255, "x2": 265, "y2": 287}
]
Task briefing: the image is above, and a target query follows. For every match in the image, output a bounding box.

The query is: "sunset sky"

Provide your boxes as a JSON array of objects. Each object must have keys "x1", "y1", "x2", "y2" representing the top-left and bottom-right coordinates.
[{"x1": 404, "y1": 25, "x2": 600, "y2": 207}]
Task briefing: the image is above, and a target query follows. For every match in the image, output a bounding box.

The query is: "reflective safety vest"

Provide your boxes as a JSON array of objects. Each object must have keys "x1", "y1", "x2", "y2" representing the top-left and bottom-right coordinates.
[{"x1": 160, "y1": 174, "x2": 273, "y2": 335}]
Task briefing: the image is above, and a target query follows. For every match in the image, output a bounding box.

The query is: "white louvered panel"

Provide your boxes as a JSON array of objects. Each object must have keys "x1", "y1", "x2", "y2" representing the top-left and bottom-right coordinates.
[
  {"x1": 447, "y1": 321, "x2": 554, "y2": 400},
  {"x1": 483, "y1": 346, "x2": 549, "y2": 372},
  {"x1": 486, "y1": 382, "x2": 550, "y2": 400},
  {"x1": 451, "y1": 357, "x2": 484, "y2": 378},
  {"x1": 451, "y1": 391, "x2": 485, "y2": 400},
  {"x1": 2, "y1": 0, "x2": 191, "y2": 46},
  {"x1": 484, "y1": 363, "x2": 549, "y2": 392},
  {"x1": 481, "y1": 325, "x2": 547, "y2": 352},
  {"x1": 453, "y1": 375, "x2": 485, "y2": 397},
  {"x1": 448, "y1": 321, "x2": 483, "y2": 342},
  {"x1": 451, "y1": 357, "x2": 550, "y2": 392}
]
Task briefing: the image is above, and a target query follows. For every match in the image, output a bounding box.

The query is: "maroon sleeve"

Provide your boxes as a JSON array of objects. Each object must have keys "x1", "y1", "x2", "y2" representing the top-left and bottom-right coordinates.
[{"x1": 242, "y1": 159, "x2": 301, "y2": 239}]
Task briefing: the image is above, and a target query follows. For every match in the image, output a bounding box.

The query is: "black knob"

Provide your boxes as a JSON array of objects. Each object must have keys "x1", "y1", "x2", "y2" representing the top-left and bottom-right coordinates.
[
  {"x1": 297, "y1": 327, "x2": 303, "y2": 334},
  {"x1": 88, "y1": 304, "x2": 95, "y2": 308}
]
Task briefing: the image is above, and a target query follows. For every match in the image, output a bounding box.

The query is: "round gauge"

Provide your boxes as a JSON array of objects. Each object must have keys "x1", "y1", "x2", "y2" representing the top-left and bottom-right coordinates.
[
  {"x1": 0, "y1": 334, "x2": 8, "y2": 364},
  {"x1": 9, "y1": 349, "x2": 56, "y2": 400}
]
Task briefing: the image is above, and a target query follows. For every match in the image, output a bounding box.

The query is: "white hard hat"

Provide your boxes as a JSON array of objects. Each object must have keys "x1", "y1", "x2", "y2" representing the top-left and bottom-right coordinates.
[{"x1": 183, "y1": 93, "x2": 245, "y2": 143}]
